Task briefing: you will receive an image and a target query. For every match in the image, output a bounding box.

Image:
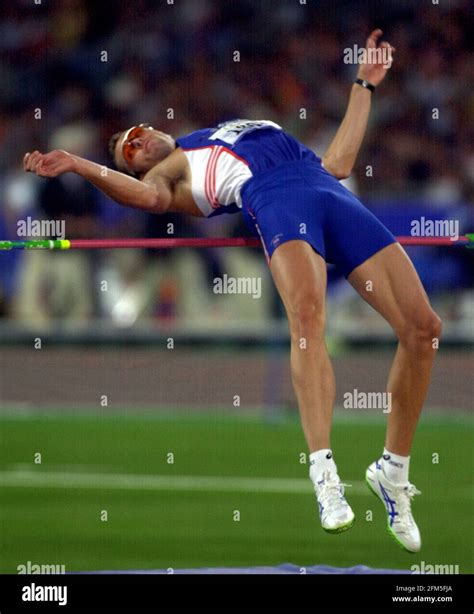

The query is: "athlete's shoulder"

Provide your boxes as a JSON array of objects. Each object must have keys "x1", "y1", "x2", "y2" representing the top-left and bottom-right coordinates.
[
  {"x1": 175, "y1": 127, "x2": 216, "y2": 150},
  {"x1": 176, "y1": 119, "x2": 284, "y2": 151}
]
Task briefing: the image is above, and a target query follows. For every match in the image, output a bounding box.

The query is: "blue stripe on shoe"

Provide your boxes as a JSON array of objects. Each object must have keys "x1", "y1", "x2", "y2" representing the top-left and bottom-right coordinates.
[{"x1": 379, "y1": 482, "x2": 398, "y2": 527}]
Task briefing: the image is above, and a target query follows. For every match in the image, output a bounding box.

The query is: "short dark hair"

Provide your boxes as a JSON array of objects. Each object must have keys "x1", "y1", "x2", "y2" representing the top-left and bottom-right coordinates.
[{"x1": 108, "y1": 131, "x2": 123, "y2": 168}]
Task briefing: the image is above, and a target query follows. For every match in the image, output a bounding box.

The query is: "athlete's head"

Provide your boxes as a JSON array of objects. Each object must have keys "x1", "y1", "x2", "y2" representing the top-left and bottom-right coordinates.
[{"x1": 108, "y1": 123, "x2": 176, "y2": 178}]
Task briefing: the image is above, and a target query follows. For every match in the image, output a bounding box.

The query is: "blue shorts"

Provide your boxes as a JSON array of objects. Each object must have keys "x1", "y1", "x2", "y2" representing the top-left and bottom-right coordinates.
[{"x1": 240, "y1": 160, "x2": 396, "y2": 277}]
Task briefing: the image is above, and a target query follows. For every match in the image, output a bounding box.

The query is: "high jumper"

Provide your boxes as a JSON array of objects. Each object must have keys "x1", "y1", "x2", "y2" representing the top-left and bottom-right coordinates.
[{"x1": 23, "y1": 30, "x2": 442, "y2": 552}]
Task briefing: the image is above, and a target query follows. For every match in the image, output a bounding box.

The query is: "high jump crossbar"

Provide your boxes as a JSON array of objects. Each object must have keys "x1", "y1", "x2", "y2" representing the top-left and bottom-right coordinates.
[{"x1": 0, "y1": 235, "x2": 473, "y2": 251}]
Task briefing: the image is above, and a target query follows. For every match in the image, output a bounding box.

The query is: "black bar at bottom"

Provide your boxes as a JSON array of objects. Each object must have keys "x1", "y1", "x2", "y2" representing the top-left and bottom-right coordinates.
[{"x1": 0, "y1": 573, "x2": 471, "y2": 612}]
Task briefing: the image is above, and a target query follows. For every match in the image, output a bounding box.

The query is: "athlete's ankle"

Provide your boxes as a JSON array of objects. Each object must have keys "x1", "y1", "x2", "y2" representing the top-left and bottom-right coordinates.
[
  {"x1": 309, "y1": 449, "x2": 338, "y2": 483},
  {"x1": 381, "y1": 448, "x2": 410, "y2": 484}
]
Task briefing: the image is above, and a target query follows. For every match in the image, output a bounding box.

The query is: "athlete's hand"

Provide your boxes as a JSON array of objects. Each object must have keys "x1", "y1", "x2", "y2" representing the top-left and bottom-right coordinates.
[
  {"x1": 356, "y1": 29, "x2": 395, "y2": 87},
  {"x1": 23, "y1": 149, "x2": 77, "y2": 177}
]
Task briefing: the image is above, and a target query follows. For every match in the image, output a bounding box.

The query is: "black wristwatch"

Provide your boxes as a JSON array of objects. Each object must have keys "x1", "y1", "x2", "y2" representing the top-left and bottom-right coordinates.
[{"x1": 355, "y1": 78, "x2": 375, "y2": 92}]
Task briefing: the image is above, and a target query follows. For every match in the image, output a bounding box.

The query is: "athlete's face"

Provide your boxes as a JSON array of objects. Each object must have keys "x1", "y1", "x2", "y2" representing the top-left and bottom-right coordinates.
[{"x1": 114, "y1": 124, "x2": 176, "y2": 177}]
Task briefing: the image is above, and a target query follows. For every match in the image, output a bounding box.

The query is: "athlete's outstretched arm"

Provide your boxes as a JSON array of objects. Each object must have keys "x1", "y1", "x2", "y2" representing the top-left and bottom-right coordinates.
[
  {"x1": 322, "y1": 29, "x2": 395, "y2": 180},
  {"x1": 23, "y1": 150, "x2": 172, "y2": 214}
]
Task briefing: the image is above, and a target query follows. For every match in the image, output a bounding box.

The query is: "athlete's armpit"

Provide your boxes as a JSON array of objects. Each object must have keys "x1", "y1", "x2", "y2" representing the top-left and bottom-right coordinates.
[
  {"x1": 141, "y1": 173, "x2": 173, "y2": 214},
  {"x1": 141, "y1": 148, "x2": 189, "y2": 213}
]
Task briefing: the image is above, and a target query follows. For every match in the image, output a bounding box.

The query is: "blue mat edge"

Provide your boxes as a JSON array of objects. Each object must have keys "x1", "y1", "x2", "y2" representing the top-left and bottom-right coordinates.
[{"x1": 77, "y1": 563, "x2": 410, "y2": 575}]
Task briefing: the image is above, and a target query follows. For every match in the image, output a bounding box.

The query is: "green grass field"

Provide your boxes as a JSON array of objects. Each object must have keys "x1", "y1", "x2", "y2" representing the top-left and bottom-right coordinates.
[{"x1": 0, "y1": 410, "x2": 472, "y2": 573}]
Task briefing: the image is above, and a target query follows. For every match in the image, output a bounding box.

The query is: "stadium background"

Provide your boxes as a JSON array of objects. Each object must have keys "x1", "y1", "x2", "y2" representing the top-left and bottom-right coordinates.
[{"x1": 0, "y1": 0, "x2": 472, "y2": 574}]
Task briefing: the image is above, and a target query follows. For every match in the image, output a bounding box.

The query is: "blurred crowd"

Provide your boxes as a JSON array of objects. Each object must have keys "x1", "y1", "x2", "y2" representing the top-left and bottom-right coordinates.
[{"x1": 0, "y1": 0, "x2": 472, "y2": 326}]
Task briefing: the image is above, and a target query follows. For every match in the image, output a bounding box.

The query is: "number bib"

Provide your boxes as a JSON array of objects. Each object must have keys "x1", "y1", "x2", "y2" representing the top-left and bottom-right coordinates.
[{"x1": 209, "y1": 119, "x2": 282, "y2": 146}]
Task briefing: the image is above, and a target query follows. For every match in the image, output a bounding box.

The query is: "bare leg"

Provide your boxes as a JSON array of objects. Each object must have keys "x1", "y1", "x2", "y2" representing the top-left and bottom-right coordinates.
[
  {"x1": 270, "y1": 241, "x2": 335, "y2": 452},
  {"x1": 348, "y1": 243, "x2": 442, "y2": 455}
]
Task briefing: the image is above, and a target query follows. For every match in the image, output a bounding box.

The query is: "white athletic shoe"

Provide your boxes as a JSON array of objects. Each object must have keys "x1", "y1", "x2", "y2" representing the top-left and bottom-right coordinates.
[
  {"x1": 366, "y1": 459, "x2": 422, "y2": 553},
  {"x1": 314, "y1": 470, "x2": 355, "y2": 533}
]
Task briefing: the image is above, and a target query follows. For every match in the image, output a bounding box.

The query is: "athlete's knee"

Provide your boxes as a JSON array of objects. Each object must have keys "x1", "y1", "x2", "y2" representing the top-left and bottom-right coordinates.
[
  {"x1": 286, "y1": 295, "x2": 325, "y2": 341},
  {"x1": 399, "y1": 307, "x2": 442, "y2": 350}
]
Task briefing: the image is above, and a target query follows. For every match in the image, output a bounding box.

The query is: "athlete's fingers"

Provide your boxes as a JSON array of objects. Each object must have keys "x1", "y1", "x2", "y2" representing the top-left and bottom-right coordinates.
[
  {"x1": 367, "y1": 29, "x2": 383, "y2": 48},
  {"x1": 25, "y1": 152, "x2": 38, "y2": 172},
  {"x1": 27, "y1": 151, "x2": 39, "y2": 166},
  {"x1": 380, "y1": 42, "x2": 396, "y2": 67},
  {"x1": 25, "y1": 152, "x2": 34, "y2": 171},
  {"x1": 23, "y1": 153, "x2": 31, "y2": 171},
  {"x1": 35, "y1": 160, "x2": 45, "y2": 175},
  {"x1": 29, "y1": 155, "x2": 41, "y2": 172},
  {"x1": 28, "y1": 151, "x2": 44, "y2": 173}
]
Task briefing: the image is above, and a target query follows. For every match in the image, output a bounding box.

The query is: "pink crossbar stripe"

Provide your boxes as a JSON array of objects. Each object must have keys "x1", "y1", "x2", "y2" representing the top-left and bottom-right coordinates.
[{"x1": 7, "y1": 236, "x2": 469, "y2": 251}]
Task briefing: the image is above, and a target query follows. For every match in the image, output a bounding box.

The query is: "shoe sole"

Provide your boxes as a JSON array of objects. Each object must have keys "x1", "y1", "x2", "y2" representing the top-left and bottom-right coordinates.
[
  {"x1": 365, "y1": 474, "x2": 418, "y2": 554},
  {"x1": 322, "y1": 516, "x2": 355, "y2": 534}
]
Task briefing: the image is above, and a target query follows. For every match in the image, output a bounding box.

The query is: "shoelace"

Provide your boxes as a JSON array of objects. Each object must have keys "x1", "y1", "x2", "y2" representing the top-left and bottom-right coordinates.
[
  {"x1": 318, "y1": 471, "x2": 352, "y2": 510},
  {"x1": 394, "y1": 483, "x2": 421, "y2": 525}
]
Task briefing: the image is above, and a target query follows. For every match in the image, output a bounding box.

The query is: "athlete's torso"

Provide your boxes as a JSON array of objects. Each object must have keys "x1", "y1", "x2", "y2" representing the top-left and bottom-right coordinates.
[{"x1": 154, "y1": 119, "x2": 321, "y2": 218}]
